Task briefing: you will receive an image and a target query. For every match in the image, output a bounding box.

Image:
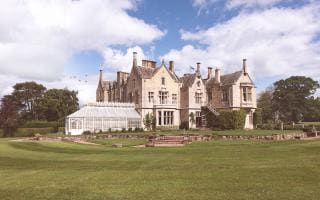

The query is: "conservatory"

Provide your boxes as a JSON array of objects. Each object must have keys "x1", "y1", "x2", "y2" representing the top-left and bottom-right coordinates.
[{"x1": 65, "y1": 102, "x2": 141, "y2": 135}]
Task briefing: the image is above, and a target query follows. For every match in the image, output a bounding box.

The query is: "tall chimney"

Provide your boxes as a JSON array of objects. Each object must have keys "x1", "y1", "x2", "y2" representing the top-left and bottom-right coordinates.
[
  {"x1": 133, "y1": 52, "x2": 137, "y2": 67},
  {"x1": 169, "y1": 61, "x2": 174, "y2": 72},
  {"x1": 215, "y1": 68, "x2": 220, "y2": 83},
  {"x1": 207, "y1": 67, "x2": 213, "y2": 79},
  {"x1": 99, "y1": 69, "x2": 103, "y2": 82},
  {"x1": 243, "y1": 59, "x2": 247, "y2": 74},
  {"x1": 196, "y1": 62, "x2": 201, "y2": 72}
]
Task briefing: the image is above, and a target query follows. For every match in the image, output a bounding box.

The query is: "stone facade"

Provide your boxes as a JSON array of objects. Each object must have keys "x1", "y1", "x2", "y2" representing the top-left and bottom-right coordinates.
[{"x1": 96, "y1": 52, "x2": 257, "y2": 129}]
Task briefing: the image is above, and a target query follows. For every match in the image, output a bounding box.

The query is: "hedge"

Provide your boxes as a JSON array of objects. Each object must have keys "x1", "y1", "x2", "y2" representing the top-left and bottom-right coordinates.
[
  {"x1": 256, "y1": 123, "x2": 320, "y2": 131},
  {"x1": 218, "y1": 110, "x2": 246, "y2": 129},
  {"x1": 14, "y1": 127, "x2": 55, "y2": 137},
  {"x1": 20, "y1": 120, "x2": 63, "y2": 128}
]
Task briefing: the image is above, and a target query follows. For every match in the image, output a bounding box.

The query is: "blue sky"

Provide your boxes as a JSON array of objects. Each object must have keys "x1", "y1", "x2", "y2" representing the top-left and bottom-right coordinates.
[{"x1": 0, "y1": 0, "x2": 319, "y2": 103}]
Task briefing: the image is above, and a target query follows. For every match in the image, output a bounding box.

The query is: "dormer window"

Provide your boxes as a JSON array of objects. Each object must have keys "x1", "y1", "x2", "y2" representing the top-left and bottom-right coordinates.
[{"x1": 161, "y1": 77, "x2": 165, "y2": 85}]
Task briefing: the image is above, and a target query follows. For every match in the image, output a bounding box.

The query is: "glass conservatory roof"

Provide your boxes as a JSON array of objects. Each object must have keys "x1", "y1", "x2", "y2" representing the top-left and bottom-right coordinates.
[{"x1": 67, "y1": 102, "x2": 141, "y2": 119}]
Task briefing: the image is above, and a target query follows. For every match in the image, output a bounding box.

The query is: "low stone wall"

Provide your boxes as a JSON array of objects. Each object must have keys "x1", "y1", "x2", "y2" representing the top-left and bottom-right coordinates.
[{"x1": 216, "y1": 132, "x2": 308, "y2": 141}]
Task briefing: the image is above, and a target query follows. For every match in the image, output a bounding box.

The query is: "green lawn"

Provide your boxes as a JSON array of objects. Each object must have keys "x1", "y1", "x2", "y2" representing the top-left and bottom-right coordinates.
[
  {"x1": 0, "y1": 139, "x2": 319, "y2": 200},
  {"x1": 89, "y1": 138, "x2": 146, "y2": 147}
]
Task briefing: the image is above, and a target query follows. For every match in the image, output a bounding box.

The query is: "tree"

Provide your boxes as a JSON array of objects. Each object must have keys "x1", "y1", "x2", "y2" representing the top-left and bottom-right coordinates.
[
  {"x1": 12, "y1": 82, "x2": 46, "y2": 120},
  {"x1": 257, "y1": 88, "x2": 273, "y2": 123},
  {"x1": 189, "y1": 112, "x2": 195, "y2": 128},
  {"x1": 143, "y1": 113, "x2": 155, "y2": 131},
  {"x1": 0, "y1": 95, "x2": 20, "y2": 137},
  {"x1": 272, "y1": 76, "x2": 319, "y2": 122},
  {"x1": 304, "y1": 97, "x2": 320, "y2": 122},
  {"x1": 39, "y1": 89, "x2": 79, "y2": 122}
]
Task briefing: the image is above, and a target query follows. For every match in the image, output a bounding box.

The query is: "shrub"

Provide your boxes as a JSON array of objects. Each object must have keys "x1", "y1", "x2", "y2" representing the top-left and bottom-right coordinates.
[
  {"x1": 134, "y1": 127, "x2": 140, "y2": 132},
  {"x1": 122, "y1": 128, "x2": 126, "y2": 133},
  {"x1": 217, "y1": 110, "x2": 246, "y2": 129},
  {"x1": 58, "y1": 127, "x2": 65, "y2": 133},
  {"x1": 128, "y1": 128, "x2": 132, "y2": 132},
  {"x1": 83, "y1": 130, "x2": 91, "y2": 135}
]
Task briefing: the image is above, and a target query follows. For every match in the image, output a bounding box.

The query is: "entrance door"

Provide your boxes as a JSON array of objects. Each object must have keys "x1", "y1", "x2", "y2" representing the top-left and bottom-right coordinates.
[{"x1": 195, "y1": 111, "x2": 202, "y2": 128}]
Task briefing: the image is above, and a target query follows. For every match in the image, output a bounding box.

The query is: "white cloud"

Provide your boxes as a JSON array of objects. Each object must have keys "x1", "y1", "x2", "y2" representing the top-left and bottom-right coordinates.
[
  {"x1": 0, "y1": 0, "x2": 164, "y2": 103},
  {"x1": 226, "y1": 0, "x2": 284, "y2": 9},
  {"x1": 0, "y1": 0, "x2": 163, "y2": 81},
  {"x1": 163, "y1": 3, "x2": 320, "y2": 81}
]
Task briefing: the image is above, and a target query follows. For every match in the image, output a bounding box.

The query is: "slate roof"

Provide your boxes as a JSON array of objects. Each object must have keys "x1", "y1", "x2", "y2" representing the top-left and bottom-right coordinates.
[
  {"x1": 181, "y1": 74, "x2": 196, "y2": 88},
  {"x1": 205, "y1": 71, "x2": 243, "y2": 87}
]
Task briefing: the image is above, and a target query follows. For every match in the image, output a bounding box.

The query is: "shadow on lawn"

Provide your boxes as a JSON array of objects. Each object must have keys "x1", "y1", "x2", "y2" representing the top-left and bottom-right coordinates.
[{"x1": 8, "y1": 141, "x2": 109, "y2": 155}]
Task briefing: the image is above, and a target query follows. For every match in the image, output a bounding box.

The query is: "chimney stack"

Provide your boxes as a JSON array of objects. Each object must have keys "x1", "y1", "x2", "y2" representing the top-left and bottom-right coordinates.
[
  {"x1": 196, "y1": 62, "x2": 201, "y2": 72},
  {"x1": 169, "y1": 61, "x2": 174, "y2": 72},
  {"x1": 133, "y1": 52, "x2": 137, "y2": 67},
  {"x1": 215, "y1": 68, "x2": 220, "y2": 83},
  {"x1": 243, "y1": 59, "x2": 247, "y2": 74},
  {"x1": 207, "y1": 67, "x2": 213, "y2": 79},
  {"x1": 99, "y1": 69, "x2": 103, "y2": 82}
]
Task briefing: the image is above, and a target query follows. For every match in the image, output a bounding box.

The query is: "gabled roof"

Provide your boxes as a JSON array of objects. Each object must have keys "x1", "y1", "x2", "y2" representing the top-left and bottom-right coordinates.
[{"x1": 133, "y1": 63, "x2": 180, "y2": 82}]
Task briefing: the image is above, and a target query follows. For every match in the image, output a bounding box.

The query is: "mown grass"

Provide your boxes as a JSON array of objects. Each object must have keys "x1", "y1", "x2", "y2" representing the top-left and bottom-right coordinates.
[
  {"x1": 89, "y1": 138, "x2": 146, "y2": 147},
  {"x1": 0, "y1": 138, "x2": 319, "y2": 200}
]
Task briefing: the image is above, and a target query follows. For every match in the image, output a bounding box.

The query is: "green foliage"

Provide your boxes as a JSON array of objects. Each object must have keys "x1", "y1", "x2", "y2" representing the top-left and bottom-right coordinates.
[
  {"x1": 143, "y1": 113, "x2": 155, "y2": 131},
  {"x1": 218, "y1": 110, "x2": 246, "y2": 129},
  {"x1": 39, "y1": 89, "x2": 79, "y2": 122},
  {"x1": 58, "y1": 127, "x2": 65, "y2": 133},
  {"x1": 0, "y1": 95, "x2": 20, "y2": 137},
  {"x1": 189, "y1": 112, "x2": 195, "y2": 128},
  {"x1": 83, "y1": 130, "x2": 92, "y2": 135},
  {"x1": 12, "y1": 81, "x2": 46, "y2": 120},
  {"x1": 272, "y1": 76, "x2": 320, "y2": 122},
  {"x1": 257, "y1": 88, "x2": 274, "y2": 123},
  {"x1": 253, "y1": 108, "x2": 262, "y2": 126}
]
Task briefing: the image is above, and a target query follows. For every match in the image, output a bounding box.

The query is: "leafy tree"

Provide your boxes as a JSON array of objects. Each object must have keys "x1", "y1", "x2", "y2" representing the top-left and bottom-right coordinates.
[
  {"x1": 0, "y1": 95, "x2": 20, "y2": 137},
  {"x1": 12, "y1": 82, "x2": 46, "y2": 120},
  {"x1": 144, "y1": 113, "x2": 155, "y2": 131},
  {"x1": 272, "y1": 76, "x2": 319, "y2": 122},
  {"x1": 39, "y1": 89, "x2": 79, "y2": 122},
  {"x1": 189, "y1": 112, "x2": 195, "y2": 128},
  {"x1": 257, "y1": 88, "x2": 274, "y2": 123},
  {"x1": 304, "y1": 97, "x2": 320, "y2": 122}
]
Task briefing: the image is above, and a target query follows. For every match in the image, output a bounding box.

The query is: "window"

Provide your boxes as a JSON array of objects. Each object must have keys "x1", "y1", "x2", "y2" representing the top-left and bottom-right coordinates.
[
  {"x1": 159, "y1": 91, "x2": 168, "y2": 104},
  {"x1": 222, "y1": 90, "x2": 228, "y2": 102},
  {"x1": 172, "y1": 94, "x2": 177, "y2": 104},
  {"x1": 195, "y1": 92, "x2": 202, "y2": 104},
  {"x1": 133, "y1": 79, "x2": 136, "y2": 88},
  {"x1": 197, "y1": 81, "x2": 201, "y2": 87},
  {"x1": 161, "y1": 77, "x2": 165, "y2": 85},
  {"x1": 243, "y1": 87, "x2": 252, "y2": 102},
  {"x1": 158, "y1": 111, "x2": 162, "y2": 125},
  {"x1": 148, "y1": 92, "x2": 154, "y2": 103},
  {"x1": 163, "y1": 111, "x2": 174, "y2": 125}
]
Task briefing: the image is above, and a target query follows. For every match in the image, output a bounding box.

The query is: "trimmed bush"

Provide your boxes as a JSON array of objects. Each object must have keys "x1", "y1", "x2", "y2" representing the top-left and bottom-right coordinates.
[
  {"x1": 253, "y1": 108, "x2": 262, "y2": 126},
  {"x1": 217, "y1": 110, "x2": 246, "y2": 129}
]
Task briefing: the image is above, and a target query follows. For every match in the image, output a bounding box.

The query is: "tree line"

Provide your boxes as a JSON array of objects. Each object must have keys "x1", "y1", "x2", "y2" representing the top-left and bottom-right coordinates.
[
  {"x1": 256, "y1": 76, "x2": 320, "y2": 124},
  {"x1": 0, "y1": 81, "x2": 79, "y2": 136}
]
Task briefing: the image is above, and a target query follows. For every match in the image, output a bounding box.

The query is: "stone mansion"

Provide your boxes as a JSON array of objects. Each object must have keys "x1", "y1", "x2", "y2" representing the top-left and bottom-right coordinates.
[{"x1": 96, "y1": 52, "x2": 257, "y2": 129}]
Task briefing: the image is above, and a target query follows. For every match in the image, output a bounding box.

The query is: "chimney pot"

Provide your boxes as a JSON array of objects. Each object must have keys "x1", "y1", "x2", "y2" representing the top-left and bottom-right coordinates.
[
  {"x1": 196, "y1": 62, "x2": 201, "y2": 72},
  {"x1": 215, "y1": 68, "x2": 220, "y2": 83},
  {"x1": 169, "y1": 61, "x2": 174, "y2": 72},
  {"x1": 133, "y1": 52, "x2": 137, "y2": 67},
  {"x1": 243, "y1": 59, "x2": 247, "y2": 74},
  {"x1": 207, "y1": 67, "x2": 213, "y2": 79}
]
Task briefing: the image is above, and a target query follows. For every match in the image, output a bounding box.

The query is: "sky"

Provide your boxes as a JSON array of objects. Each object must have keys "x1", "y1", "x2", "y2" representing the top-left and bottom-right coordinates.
[{"x1": 0, "y1": 0, "x2": 319, "y2": 104}]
